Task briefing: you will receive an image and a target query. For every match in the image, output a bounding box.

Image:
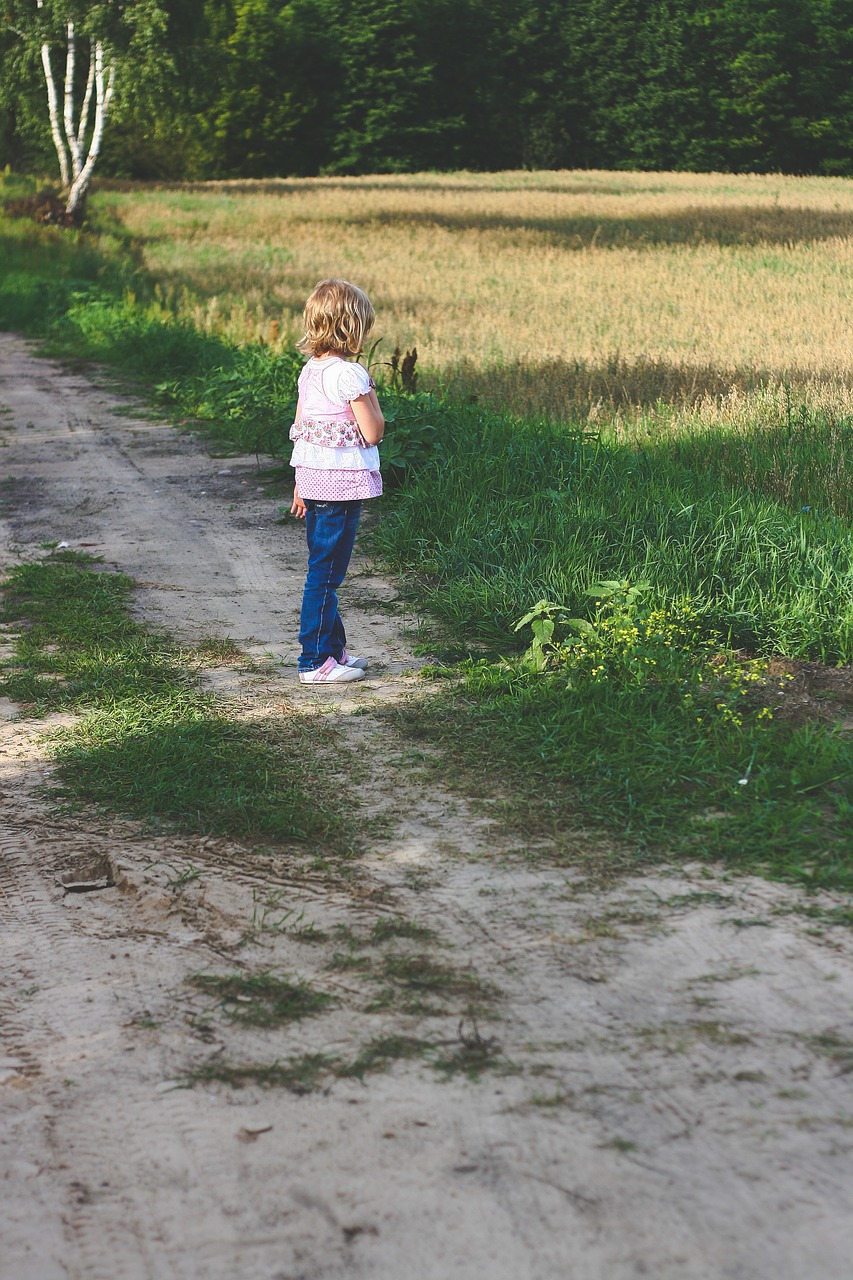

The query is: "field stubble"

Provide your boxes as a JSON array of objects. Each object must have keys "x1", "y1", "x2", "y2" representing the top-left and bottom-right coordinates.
[{"x1": 101, "y1": 169, "x2": 853, "y2": 440}]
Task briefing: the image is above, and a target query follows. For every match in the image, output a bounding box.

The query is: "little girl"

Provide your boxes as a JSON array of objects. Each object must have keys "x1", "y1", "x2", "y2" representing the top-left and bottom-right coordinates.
[{"x1": 289, "y1": 279, "x2": 384, "y2": 684}]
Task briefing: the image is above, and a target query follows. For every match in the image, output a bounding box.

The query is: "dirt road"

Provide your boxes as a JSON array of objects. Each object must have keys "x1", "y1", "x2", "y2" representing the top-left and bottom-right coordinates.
[{"x1": 2, "y1": 332, "x2": 853, "y2": 1280}]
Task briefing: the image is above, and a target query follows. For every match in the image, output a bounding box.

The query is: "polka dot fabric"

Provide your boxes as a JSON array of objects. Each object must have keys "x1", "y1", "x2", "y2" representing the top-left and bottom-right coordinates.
[{"x1": 295, "y1": 467, "x2": 383, "y2": 501}]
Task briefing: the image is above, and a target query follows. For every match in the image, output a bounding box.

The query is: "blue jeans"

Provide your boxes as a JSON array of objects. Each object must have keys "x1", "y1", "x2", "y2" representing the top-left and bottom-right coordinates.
[{"x1": 298, "y1": 499, "x2": 362, "y2": 671}]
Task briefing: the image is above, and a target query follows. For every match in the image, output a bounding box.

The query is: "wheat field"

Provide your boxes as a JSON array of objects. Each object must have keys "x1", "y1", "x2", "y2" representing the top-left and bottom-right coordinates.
[{"x1": 100, "y1": 169, "x2": 853, "y2": 430}]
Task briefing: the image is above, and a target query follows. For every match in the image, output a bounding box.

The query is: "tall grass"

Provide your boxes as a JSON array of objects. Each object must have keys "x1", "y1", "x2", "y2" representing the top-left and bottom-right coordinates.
[
  {"x1": 0, "y1": 198, "x2": 139, "y2": 328},
  {"x1": 0, "y1": 185, "x2": 454, "y2": 470},
  {"x1": 414, "y1": 642, "x2": 853, "y2": 889}
]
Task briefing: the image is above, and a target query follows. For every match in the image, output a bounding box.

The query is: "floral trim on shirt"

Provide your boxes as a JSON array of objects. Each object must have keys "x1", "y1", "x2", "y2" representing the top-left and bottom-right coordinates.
[{"x1": 289, "y1": 418, "x2": 366, "y2": 448}]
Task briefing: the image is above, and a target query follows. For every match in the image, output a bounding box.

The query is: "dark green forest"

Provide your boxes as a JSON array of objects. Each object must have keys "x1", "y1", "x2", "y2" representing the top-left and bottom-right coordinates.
[{"x1": 3, "y1": 0, "x2": 853, "y2": 179}]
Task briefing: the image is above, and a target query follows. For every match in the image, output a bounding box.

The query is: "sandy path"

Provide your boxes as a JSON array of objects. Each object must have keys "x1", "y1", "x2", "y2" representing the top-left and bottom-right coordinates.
[{"x1": 2, "y1": 332, "x2": 853, "y2": 1280}]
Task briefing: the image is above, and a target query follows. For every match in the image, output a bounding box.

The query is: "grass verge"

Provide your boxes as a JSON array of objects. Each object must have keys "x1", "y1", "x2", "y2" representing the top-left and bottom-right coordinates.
[
  {"x1": 0, "y1": 553, "x2": 354, "y2": 848},
  {"x1": 385, "y1": 619, "x2": 852, "y2": 889},
  {"x1": 0, "y1": 183, "x2": 445, "y2": 474},
  {"x1": 368, "y1": 417, "x2": 852, "y2": 888}
]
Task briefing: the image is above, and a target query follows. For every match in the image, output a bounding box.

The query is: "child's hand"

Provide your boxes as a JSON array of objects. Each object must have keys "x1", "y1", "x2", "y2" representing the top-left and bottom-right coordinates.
[{"x1": 291, "y1": 489, "x2": 307, "y2": 519}]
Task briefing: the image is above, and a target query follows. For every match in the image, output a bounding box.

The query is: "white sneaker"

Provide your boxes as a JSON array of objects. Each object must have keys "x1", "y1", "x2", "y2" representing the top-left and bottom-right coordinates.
[
  {"x1": 299, "y1": 656, "x2": 365, "y2": 684},
  {"x1": 341, "y1": 648, "x2": 369, "y2": 670}
]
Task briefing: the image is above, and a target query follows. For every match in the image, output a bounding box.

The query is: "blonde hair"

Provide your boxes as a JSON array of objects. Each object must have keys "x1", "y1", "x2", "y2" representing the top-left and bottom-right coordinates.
[{"x1": 297, "y1": 279, "x2": 375, "y2": 357}]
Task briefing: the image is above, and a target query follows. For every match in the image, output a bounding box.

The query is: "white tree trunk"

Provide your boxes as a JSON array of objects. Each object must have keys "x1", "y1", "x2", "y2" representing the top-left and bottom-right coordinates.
[{"x1": 65, "y1": 41, "x2": 115, "y2": 219}]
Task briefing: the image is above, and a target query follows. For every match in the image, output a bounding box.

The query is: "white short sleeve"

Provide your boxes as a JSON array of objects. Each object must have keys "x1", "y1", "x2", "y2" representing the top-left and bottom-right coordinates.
[{"x1": 331, "y1": 361, "x2": 372, "y2": 403}]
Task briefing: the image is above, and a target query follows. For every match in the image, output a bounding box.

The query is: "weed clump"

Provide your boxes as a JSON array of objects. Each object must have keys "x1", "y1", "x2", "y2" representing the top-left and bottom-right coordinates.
[
  {"x1": 367, "y1": 952, "x2": 499, "y2": 1017},
  {"x1": 188, "y1": 972, "x2": 333, "y2": 1027}
]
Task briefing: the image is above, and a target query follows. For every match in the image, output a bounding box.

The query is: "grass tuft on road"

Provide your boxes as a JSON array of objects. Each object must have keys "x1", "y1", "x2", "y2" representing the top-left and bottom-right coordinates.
[{"x1": 188, "y1": 971, "x2": 334, "y2": 1027}]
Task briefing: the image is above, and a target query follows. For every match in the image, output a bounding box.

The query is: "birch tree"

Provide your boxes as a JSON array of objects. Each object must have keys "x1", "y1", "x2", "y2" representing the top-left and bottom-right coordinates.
[
  {"x1": 7, "y1": 0, "x2": 173, "y2": 221},
  {"x1": 38, "y1": 8, "x2": 114, "y2": 217}
]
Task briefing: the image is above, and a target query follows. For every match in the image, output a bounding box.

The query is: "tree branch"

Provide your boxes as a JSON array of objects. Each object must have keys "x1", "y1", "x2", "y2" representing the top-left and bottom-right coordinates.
[
  {"x1": 63, "y1": 20, "x2": 84, "y2": 180},
  {"x1": 40, "y1": 41, "x2": 70, "y2": 189},
  {"x1": 76, "y1": 38, "x2": 97, "y2": 153}
]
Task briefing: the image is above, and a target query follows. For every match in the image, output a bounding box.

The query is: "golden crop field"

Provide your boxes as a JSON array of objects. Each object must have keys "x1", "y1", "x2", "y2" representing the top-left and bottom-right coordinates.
[{"x1": 100, "y1": 169, "x2": 853, "y2": 431}]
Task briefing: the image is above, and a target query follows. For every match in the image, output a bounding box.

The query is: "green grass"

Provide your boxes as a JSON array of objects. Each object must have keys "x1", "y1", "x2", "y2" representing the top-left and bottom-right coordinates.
[
  {"x1": 336, "y1": 1034, "x2": 432, "y2": 1079},
  {"x1": 367, "y1": 952, "x2": 500, "y2": 1017},
  {"x1": 369, "y1": 916, "x2": 437, "y2": 943},
  {"x1": 632, "y1": 397, "x2": 853, "y2": 523},
  {"x1": 185, "y1": 1053, "x2": 335, "y2": 1093},
  {"x1": 779, "y1": 904, "x2": 853, "y2": 928},
  {"x1": 0, "y1": 554, "x2": 354, "y2": 847}
]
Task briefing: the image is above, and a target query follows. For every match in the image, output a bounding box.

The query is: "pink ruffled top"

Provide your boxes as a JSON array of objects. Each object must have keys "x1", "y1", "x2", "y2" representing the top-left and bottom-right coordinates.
[{"x1": 290, "y1": 357, "x2": 382, "y2": 501}]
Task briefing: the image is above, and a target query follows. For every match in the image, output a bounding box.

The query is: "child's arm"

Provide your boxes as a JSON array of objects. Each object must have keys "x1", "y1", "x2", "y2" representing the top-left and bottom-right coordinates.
[{"x1": 351, "y1": 389, "x2": 384, "y2": 445}]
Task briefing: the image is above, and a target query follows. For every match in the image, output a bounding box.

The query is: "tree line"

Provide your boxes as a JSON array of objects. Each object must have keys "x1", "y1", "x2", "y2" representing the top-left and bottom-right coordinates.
[{"x1": 3, "y1": 0, "x2": 853, "y2": 182}]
